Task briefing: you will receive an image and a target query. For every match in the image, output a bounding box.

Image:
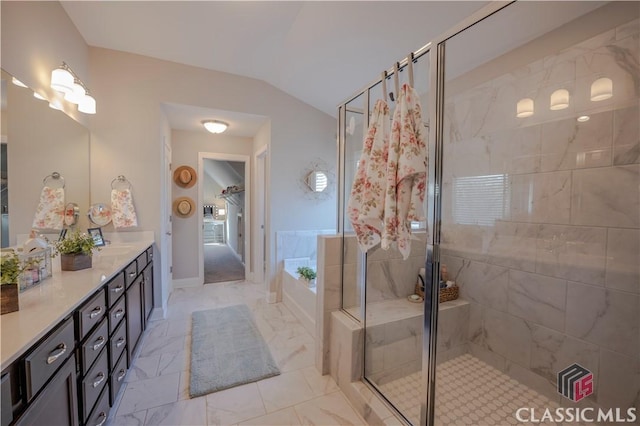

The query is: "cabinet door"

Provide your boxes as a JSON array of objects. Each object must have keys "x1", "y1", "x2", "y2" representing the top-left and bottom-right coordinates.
[
  {"x1": 126, "y1": 275, "x2": 143, "y2": 364},
  {"x1": 16, "y1": 355, "x2": 78, "y2": 426},
  {"x1": 143, "y1": 265, "x2": 153, "y2": 326}
]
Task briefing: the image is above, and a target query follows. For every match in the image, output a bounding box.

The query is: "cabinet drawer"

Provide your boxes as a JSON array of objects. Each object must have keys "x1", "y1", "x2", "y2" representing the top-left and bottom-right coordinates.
[
  {"x1": 136, "y1": 251, "x2": 148, "y2": 270},
  {"x1": 81, "y1": 348, "x2": 109, "y2": 423},
  {"x1": 124, "y1": 261, "x2": 138, "y2": 288},
  {"x1": 86, "y1": 384, "x2": 110, "y2": 426},
  {"x1": 81, "y1": 318, "x2": 109, "y2": 374},
  {"x1": 78, "y1": 290, "x2": 107, "y2": 339},
  {"x1": 109, "y1": 319, "x2": 127, "y2": 371},
  {"x1": 106, "y1": 272, "x2": 126, "y2": 307},
  {"x1": 24, "y1": 316, "x2": 75, "y2": 401},
  {"x1": 110, "y1": 351, "x2": 127, "y2": 406},
  {"x1": 109, "y1": 296, "x2": 126, "y2": 336}
]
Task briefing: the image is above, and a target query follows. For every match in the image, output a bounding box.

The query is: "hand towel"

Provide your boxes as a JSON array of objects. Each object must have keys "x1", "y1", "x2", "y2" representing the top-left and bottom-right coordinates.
[
  {"x1": 347, "y1": 99, "x2": 390, "y2": 253},
  {"x1": 111, "y1": 188, "x2": 139, "y2": 229},
  {"x1": 382, "y1": 84, "x2": 427, "y2": 259},
  {"x1": 32, "y1": 186, "x2": 65, "y2": 230}
]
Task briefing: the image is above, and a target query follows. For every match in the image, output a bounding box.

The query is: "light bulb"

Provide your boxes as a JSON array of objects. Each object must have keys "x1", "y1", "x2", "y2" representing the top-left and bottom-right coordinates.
[
  {"x1": 590, "y1": 77, "x2": 613, "y2": 101},
  {"x1": 516, "y1": 98, "x2": 534, "y2": 118},
  {"x1": 203, "y1": 120, "x2": 228, "y2": 134},
  {"x1": 550, "y1": 89, "x2": 569, "y2": 110},
  {"x1": 78, "y1": 94, "x2": 96, "y2": 114},
  {"x1": 50, "y1": 67, "x2": 74, "y2": 94}
]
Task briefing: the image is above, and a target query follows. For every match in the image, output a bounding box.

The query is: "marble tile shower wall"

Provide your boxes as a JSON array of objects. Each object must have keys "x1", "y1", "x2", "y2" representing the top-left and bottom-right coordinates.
[
  {"x1": 342, "y1": 232, "x2": 427, "y2": 308},
  {"x1": 440, "y1": 19, "x2": 639, "y2": 411}
]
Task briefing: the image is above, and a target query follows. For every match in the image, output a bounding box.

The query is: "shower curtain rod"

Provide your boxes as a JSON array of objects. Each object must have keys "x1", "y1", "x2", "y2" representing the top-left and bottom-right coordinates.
[{"x1": 339, "y1": 41, "x2": 431, "y2": 107}]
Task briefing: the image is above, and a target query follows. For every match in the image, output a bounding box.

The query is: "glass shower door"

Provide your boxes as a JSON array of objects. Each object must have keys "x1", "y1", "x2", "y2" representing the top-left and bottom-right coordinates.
[{"x1": 433, "y1": 2, "x2": 639, "y2": 424}]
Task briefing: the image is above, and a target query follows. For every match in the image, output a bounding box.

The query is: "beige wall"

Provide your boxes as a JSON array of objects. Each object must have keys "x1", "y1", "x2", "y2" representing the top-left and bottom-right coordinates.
[
  {"x1": 171, "y1": 130, "x2": 252, "y2": 280},
  {"x1": 2, "y1": 1, "x2": 338, "y2": 305},
  {"x1": 1, "y1": 1, "x2": 90, "y2": 126}
]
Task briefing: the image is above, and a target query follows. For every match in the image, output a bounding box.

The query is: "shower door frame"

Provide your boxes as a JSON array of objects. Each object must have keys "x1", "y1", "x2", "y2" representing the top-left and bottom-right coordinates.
[{"x1": 336, "y1": 2, "x2": 516, "y2": 425}]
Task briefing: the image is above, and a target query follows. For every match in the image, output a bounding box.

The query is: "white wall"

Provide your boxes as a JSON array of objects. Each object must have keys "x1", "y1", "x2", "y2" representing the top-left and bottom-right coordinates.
[
  {"x1": 89, "y1": 48, "x2": 336, "y2": 298},
  {"x1": 171, "y1": 130, "x2": 252, "y2": 280},
  {"x1": 1, "y1": 1, "x2": 90, "y2": 126}
]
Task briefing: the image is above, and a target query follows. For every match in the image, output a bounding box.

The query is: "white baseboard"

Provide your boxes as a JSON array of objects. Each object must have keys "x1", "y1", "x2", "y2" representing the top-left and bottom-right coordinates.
[
  {"x1": 148, "y1": 307, "x2": 166, "y2": 321},
  {"x1": 172, "y1": 277, "x2": 202, "y2": 288}
]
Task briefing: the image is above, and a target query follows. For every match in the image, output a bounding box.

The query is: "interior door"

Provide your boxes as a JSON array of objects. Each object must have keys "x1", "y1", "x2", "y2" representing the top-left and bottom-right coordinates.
[{"x1": 162, "y1": 140, "x2": 173, "y2": 294}]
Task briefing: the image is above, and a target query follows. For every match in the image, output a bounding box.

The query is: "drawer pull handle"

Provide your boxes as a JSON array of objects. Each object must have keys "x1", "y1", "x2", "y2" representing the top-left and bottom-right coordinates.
[
  {"x1": 112, "y1": 285, "x2": 124, "y2": 293},
  {"x1": 116, "y1": 337, "x2": 125, "y2": 348},
  {"x1": 46, "y1": 343, "x2": 67, "y2": 364},
  {"x1": 128, "y1": 271, "x2": 136, "y2": 278},
  {"x1": 89, "y1": 306, "x2": 103, "y2": 319},
  {"x1": 92, "y1": 372, "x2": 106, "y2": 388},
  {"x1": 117, "y1": 369, "x2": 126, "y2": 381},
  {"x1": 95, "y1": 412, "x2": 107, "y2": 426},
  {"x1": 93, "y1": 336, "x2": 106, "y2": 351},
  {"x1": 114, "y1": 309, "x2": 125, "y2": 319}
]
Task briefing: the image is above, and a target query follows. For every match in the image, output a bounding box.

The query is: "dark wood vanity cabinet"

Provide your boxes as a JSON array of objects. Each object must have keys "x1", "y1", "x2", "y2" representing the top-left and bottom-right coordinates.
[{"x1": 2, "y1": 245, "x2": 154, "y2": 426}]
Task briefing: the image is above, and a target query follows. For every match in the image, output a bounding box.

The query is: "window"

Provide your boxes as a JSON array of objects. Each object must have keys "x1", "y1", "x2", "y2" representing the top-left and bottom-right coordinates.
[{"x1": 452, "y1": 174, "x2": 509, "y2": 226}]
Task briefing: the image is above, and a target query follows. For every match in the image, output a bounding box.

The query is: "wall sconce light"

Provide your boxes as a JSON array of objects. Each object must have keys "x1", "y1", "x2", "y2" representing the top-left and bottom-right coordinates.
[
  {"x1": 48, "y1": 100, "x2": 63, "y2": 111},
  {"x1": 550, "y1": 89, "x2": 570, "y2": 110},
  {"x1": 516, "y1": 98, "x2": 534, "y2": 118},
  {"x1": 50, "y1": 62, "x2": 97, "y2": 114},
  {"x1": 202, "y1": 120, "x2": 228, "y2": 134},
  {"x1": 590, "y1": 77, "x2": 613, "y2": 101},
  {"x1": 33, "y1": 92, "x2": 47, "y2": 101}
]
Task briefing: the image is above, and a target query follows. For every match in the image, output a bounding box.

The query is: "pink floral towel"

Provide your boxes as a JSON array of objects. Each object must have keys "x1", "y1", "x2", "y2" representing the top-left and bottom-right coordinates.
[
  {"x1": 32, "y1": 186, "x2": 65, "y2": 230},
  {"x1": 111, "y1": 189, "x2": 138, "y2": 229},
  {"x1": 382, "y1": 84, "x2": 427, "y2": 259},
  {"x1": 348, "y1": 99, "x2": 390, "y2": 253}
]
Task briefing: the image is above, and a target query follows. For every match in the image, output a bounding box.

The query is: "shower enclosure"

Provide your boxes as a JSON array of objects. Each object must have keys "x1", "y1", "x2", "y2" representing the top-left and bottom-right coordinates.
[{"x1": 337, "y1": 2, "x2": 639, "y2": 425}]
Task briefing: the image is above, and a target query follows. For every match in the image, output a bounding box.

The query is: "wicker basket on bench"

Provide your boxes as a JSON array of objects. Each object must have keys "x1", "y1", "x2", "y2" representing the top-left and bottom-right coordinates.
[{"x1": 439, "y1": 285, "x2": 459, "y2": 303}]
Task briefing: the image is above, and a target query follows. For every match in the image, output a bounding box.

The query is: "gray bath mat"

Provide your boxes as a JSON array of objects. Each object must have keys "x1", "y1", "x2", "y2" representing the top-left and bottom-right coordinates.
[{"x1": 189, "y1": 304, "x2": 280, "y2": 397}]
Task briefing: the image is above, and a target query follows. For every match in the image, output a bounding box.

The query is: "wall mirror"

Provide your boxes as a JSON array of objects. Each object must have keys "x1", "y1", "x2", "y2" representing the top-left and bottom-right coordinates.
[
  {"x1": 305, "y1": 170, "x2": 328, "y2": 192},
  {"x1": 1, "y1": 69, "x2": 91, "y2": 247},
  {"x1": 299, "y1": 158, "x2": 334, "y2": 201}
]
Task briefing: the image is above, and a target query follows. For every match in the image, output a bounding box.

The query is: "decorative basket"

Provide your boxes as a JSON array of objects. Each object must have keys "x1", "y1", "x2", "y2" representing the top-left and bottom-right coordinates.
[{"x1": 439, "y1": 285, "x2": 459, "y2": 303}]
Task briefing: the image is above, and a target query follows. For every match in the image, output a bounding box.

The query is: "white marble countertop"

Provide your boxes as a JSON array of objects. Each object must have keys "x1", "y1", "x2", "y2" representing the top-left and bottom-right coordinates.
[{"x1": 1, "y1": 238, "x2": 153, "y2": 368}]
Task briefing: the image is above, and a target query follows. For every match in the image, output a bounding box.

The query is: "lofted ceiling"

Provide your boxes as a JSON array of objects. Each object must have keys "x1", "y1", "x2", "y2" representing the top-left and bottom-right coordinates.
[{"x1": 60, "y1": 1, "x2": 489, "y2": 135}]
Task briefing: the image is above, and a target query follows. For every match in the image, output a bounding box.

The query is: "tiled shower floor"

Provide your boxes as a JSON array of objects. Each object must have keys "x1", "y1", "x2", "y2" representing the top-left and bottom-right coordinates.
[{"x1": 378, "y1": 354, "x2": 561, "y2": 425}]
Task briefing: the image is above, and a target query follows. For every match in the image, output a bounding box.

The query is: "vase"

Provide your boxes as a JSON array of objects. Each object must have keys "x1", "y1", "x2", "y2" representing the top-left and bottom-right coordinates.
[
  {"x1": 61, "y1": 253, "x2": 92, "y2": 271},
  {"x1": 1, "y1": 283, "x2": 19, "y2": 315}
]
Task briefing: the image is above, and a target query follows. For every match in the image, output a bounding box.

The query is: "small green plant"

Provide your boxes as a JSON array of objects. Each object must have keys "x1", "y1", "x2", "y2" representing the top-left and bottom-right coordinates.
[
  {"x1": 296, "y1": 266, "x2": 316, "y2": 281},
  {"x1": 54, "y1": 230, "x2": 96, "y2": 256},
  {"x1": 1, "y1": 250, "x2": 27, "y2": 285}
]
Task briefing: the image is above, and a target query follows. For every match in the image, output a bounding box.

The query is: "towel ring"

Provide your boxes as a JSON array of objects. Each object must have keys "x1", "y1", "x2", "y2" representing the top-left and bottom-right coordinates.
[
  {"x1": 111, "y1": 175, "x2": 132, "y2": 191},
  {"x1": 43, "y1": 172, "x2": 65, "y2": 189}
]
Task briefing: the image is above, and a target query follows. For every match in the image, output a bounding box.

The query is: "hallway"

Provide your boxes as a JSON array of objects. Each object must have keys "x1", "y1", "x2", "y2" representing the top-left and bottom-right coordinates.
[{"x1": 204, "y1": 243, "x2": 245, "y2": 284}]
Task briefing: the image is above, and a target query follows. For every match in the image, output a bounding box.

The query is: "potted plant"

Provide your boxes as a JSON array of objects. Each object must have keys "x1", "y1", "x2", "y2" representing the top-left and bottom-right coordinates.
[
  {"x1": 54, "y1": 230, "x2": 97, "y2": 271},
  {"x1": 1, "y1": 250, "x2": 25, "y2": 314},
  {"x1": 296, "y1": 266, "x2": 317, "y2": 287}
]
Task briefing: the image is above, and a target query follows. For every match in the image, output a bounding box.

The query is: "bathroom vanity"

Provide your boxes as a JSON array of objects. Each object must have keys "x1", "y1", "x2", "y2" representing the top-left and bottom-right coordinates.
[{"x1": 0, "y1": 240, "x2": 154, "y2": 426}]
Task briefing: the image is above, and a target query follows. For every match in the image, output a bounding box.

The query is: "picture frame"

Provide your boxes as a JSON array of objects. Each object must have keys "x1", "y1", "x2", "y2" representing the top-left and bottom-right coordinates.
[
  {"x1": 87, "y1": 227, "x2": 106, "y2": 247},
  {"x1": 58, "y1": 228, "x2": 67, "y2": 242}
]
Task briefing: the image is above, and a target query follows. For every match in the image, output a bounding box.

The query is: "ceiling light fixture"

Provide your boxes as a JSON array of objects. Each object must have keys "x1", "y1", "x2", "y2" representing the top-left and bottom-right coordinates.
[
  {"x1": 50, "y1": 62, "x2": 97, "y2": 114},
  {"x1": 550, "y1": 89, "x2": 570, "y2": 110},
  {"x1": 590, "y1": 77, "x2": 613, "y2": 101},
  {"x1": 516, "y1": 98, "x2": 534, "y2": 118},
  {"x1": 577, "y1": 115, "x2": 590, "y2": 122},
  {"x1": 202, "y1": 120, "x2": 228, "y2": 134}
]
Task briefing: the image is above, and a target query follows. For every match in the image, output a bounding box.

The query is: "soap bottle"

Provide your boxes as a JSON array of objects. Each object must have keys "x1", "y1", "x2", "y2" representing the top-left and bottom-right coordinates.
[{"x1": 440, "y1": 264, "x2": 449, "y2": 282}]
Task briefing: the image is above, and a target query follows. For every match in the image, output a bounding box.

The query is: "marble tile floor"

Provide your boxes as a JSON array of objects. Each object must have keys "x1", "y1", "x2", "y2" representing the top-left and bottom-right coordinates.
[
  {"x1": 378, "y1": 354, "x2": 572, "y2": 426},
  {"x1": 108, "y1": 281, "x2": 366, "y2": 425}
]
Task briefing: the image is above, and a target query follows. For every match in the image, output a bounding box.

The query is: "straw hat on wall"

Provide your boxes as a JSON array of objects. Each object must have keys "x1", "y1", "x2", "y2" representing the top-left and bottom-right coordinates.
[
  {"x1": 173, "y1": 197, "x2": 196, "y2": 218},
  {"x1": 173, "y1": 165, "x2": 197, "y2": 188}
]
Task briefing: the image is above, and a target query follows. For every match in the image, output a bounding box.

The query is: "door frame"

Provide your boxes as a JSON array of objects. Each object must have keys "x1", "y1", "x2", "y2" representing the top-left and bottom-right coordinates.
[
  {"x1": 198, "y1": 152, "x2": 251, "y2": 284},
  {"x1": 253, "y1": 146, "x2": 268, "y2": 286}
]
